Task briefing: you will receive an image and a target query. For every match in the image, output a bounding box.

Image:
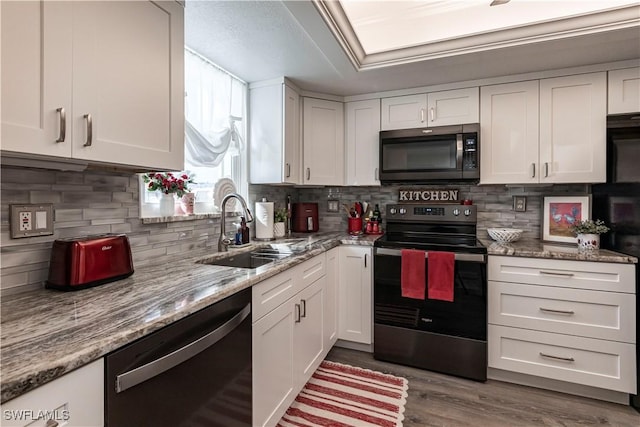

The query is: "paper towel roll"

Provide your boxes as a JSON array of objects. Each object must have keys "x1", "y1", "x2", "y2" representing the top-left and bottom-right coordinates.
[{"x1": 255, "y1": 201, "x2": 274, "y2": 240}]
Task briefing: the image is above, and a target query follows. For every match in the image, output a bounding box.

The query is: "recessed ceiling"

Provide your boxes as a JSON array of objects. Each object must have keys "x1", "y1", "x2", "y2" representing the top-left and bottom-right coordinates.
[{"x1": 184, "y1": 1, "x2": 640, "y2": 96}]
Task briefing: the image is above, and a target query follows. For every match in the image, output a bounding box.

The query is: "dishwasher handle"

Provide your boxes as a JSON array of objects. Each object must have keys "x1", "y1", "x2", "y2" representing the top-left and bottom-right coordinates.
[{"x1": 115, "y1": 302, "x2": 251, "y2": 393}]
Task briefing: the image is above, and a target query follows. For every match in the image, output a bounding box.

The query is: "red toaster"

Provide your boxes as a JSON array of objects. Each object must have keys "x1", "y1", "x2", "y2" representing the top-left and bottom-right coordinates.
[{"x1": 46, "y1": 234, "x2": 134, "y2": 291}]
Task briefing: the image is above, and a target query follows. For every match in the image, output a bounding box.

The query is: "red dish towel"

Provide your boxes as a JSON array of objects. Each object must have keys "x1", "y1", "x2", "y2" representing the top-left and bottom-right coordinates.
[
  {"x1": 428, "y1": 251, "x2": 455, "y2": 302},
  {"x1": 401, "y1": 249, "x2": 426, "y2": 300}
]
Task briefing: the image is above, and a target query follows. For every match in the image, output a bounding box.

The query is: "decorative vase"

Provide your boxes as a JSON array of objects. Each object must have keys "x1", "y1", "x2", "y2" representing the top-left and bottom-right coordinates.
[
  {"x1": 159, "y1": 193, "x2": 175, "y2": 217},
  {"x1": 577, "y1": 233, "x2": 600, "y2": 251},
  {"x1": 274, "y1": 222, "x2": 286, "y2": 238},
  {"x1": 180, "y1": 192, "x2": 195, "y2": 215}
]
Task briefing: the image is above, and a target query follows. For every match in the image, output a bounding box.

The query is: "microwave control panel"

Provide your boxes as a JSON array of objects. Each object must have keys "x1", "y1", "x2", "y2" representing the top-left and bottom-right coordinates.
[{"x1": 462, "y1": 134, "x2": 478, "y2": 171}]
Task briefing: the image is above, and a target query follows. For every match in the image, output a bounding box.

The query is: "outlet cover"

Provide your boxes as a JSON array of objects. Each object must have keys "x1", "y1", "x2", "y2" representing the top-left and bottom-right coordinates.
[{"x1": 10, "y1": 204, "x2": 54, "y2": 238}]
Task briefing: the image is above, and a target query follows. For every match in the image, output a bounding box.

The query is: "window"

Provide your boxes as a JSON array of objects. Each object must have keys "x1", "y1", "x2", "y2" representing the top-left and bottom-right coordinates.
[{"x1": 140, "y1": 48, "x2": 247, "y2": 218}]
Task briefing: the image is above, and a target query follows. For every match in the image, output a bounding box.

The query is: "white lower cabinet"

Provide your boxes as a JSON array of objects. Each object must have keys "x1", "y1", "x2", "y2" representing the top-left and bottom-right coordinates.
[
  {"x1": 338, "y1": 246, "x2": 372, "y2": 344},
  {"x1": 324, "y1": 247, "x2": 339, "y2": 349},
  {"x1": 488, "y1": 256, "x2": 637, "y2": 394},
  {"x1": 0, "y1": 359, "x2": 104, "y2": 427},
  {"x1": 252, "y1": 253, "x2": 331, "y2": 427}
]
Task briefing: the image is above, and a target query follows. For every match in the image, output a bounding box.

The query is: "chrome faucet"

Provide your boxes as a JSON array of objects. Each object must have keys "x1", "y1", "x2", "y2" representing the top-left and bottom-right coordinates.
[{"x1": 218, "y1": 193, "x2": 254, "y2": 252}]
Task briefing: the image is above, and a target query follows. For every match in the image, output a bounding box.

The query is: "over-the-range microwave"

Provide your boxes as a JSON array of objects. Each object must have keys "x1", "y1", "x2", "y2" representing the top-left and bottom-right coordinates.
[{"x1": 379, "y1": 123, "x2": 479, "y2": 183}]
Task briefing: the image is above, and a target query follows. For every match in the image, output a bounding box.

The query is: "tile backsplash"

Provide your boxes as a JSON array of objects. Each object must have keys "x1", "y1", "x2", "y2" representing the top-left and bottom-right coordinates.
[{"x1": 1, "y1": 165, "x2": 588, "y2": 295}]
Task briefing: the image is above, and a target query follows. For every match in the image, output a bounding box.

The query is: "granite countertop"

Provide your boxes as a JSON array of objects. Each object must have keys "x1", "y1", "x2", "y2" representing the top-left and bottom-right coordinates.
[
  {"x1": 481, "y1": 238, "x2": 638, "y2": 264},
  {"x1": 0, "y1": 232, "x2": 380, "y2": 403}
]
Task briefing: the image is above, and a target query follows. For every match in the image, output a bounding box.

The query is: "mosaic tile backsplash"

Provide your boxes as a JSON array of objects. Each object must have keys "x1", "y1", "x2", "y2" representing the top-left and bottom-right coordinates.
[{"x1": 1, "y1": 166, "x2": 588, "y2": 294}]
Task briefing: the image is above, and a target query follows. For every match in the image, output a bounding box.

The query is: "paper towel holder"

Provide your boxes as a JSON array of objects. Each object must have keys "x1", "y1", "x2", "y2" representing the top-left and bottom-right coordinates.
[{"x1": 254, "y1": 198, "x2": 276, "y2": 241}]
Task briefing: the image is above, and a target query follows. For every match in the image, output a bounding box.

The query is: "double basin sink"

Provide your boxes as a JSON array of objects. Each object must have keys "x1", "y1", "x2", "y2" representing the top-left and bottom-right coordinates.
[{"x1": 197, "y1": 240, "x2": 307, "y2": 269}]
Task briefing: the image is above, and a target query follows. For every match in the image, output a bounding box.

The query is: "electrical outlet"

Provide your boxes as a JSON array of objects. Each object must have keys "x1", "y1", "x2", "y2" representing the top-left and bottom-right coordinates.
[{"x1": 19, "y1": 212, "x2": 32, "y2": 231}]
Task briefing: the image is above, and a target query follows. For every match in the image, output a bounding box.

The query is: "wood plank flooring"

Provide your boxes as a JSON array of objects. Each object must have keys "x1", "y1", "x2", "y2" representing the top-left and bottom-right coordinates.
[{"x1": 325, "y1": 347, "x2": 640, "y2": 427}]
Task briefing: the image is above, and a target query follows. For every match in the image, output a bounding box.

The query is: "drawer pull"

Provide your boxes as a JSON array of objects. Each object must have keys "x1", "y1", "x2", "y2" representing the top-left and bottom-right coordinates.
[
  {"x1": 539, "y1": 271, "x2": 575, "y2": 277},
  {"x1": 539, "y1": 352, "x2": 575, "y2": 363},
  {"x1": 539, "y1": 307, "x2": 575, "y2": 316}
]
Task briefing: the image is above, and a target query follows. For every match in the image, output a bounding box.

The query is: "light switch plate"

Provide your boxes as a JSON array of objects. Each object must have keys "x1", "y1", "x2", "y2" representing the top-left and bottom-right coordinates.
[{"x1": 10, "y1": 204, "x2": 54, "y2": 238}]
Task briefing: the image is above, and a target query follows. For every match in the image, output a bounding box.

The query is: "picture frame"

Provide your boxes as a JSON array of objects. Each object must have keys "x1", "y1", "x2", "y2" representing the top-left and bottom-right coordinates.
[{"x1": 542, "y1": 195, "x2": 591, "y2": 243}]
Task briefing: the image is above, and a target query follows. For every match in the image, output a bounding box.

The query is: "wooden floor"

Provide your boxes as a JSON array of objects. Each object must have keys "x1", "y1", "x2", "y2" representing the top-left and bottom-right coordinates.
[{"x1": 325, "y1": 347, "x2": 640, "y2": 427}]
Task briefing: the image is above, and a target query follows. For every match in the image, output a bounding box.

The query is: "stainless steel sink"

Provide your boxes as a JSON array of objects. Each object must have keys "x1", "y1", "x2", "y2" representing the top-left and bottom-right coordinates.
[{"x1": 197, "y1": 248, "x2": 296, "y2": 269}]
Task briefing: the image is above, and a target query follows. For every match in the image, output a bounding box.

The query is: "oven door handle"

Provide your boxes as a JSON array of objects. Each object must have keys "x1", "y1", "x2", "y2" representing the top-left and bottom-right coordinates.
[
  {"x1": 115, "y1": 303, "x2": 251, "y2": 393},
  {"x1": 375, "y1": 247, "x2": 485, "y2": 263}
]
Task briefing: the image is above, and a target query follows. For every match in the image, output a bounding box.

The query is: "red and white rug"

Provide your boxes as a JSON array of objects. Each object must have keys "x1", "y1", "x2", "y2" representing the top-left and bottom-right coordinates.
[{"x1": 277, "y1": 360, "x2": 409, "y2": 427}]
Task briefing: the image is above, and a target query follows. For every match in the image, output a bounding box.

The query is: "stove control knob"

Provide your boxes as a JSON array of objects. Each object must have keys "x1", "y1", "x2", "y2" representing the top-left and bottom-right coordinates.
[
  {"x1": 464, "y1": 209, "x2": 472, "y2": 216},
  {"x1": 399, "y1": 208, "x2": 407, "y2": 215},
  {"x1": 390, "y1": 208, "x2": 397, "y2": 215},
  {"x1": 453, "y1": 208, "x2": 460, "y2": 216}
]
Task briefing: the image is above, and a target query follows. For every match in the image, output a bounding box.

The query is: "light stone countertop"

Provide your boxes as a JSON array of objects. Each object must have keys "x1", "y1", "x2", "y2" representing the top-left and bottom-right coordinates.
[
  {"x1": 2, "y1": 232, "x2": 634, "y2": 403},
  {"x1": 0, "y1": 232, "x2": 380, "y2": 403}
]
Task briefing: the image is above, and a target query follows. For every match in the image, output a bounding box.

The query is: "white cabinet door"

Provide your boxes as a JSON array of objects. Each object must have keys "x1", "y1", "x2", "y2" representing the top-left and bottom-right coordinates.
[
  {"x1": 253, "y1": 300, "x2": 296, "y2": 427},
  {"x1": 302, "y1": 98, "x2": 344, "y2": 185},
  {"x1": 1, "y1": 0, "x2": 73, "y2": 158},
  {"x1": 427, "y1": 87, "x2": 479, "y2": 127},
  {"x1": 338, "y1": 246, "x2": 372, "y2": 344},
  {"x1": 324, "y1": 247, "x2": 339, "y2": 349},
  {"x1": 295, "y1": 278, "x2": 325, "y2": 388},
  {"x1": 539, "y1": 72, "x2": 606, "y2": 183},
  {"x1": 71, "y1": 0, "x2": 184, "y2": 170},
  {"x1": 480, "y1": 81, "x2": 539, "y2": 184},
  {"x1": 1, "y1": 359, "x2": 104, "y2": 427},
  {"x1": 249, "y1": 82, "x2": 301, "y2": 184},
  {"x1": 608, "y1": 67, "x2": 640, "y2": 114},
  {"x1": 381, "y1": 94, "x2": 427, "y2": 130},
  {"x1": 345, "y1": 99, "x2": 381, "y2": 186}
]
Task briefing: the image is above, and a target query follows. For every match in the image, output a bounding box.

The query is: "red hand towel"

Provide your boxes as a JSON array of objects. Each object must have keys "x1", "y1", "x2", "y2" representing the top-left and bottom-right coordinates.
[
  {"x1": 401, "y1": 249, "x2": 426, "y2": 300},
  {"x1": 428, "y1": 251, "x2": 455, "y2": 302}
]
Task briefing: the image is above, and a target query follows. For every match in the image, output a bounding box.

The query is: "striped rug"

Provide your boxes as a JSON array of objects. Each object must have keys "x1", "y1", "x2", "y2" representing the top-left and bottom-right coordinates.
[{"x1": 277, "y1": 360, "x2": 409, "y2": 427}]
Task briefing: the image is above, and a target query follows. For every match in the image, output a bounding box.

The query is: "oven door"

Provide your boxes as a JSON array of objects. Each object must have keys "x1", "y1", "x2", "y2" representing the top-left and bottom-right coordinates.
[{"x1": 373, "y1": 247, "x2": 486, "y2": 341}]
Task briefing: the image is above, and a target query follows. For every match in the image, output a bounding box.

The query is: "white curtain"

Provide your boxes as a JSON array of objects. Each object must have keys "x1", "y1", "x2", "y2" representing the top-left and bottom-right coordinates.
[{"x1": 184, "y1": 48, "x2": 245, "y2": 168}]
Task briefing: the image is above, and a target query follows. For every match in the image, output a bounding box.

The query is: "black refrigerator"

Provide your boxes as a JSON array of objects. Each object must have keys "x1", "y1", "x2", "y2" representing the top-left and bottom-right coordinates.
[{"x1": 592, "y1": 113, "x2": 640, "y2": 410}]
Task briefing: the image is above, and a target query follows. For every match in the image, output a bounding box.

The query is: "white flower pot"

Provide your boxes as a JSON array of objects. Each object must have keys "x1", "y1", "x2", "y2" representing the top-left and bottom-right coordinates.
[
  {"x1": 159, "y1": 193, "x2": 175, "y2": 217},
  {"x1": 577, "y1": 233, "x2": 600, "y2": 251},
  {"x1": 274, "y1": 222, "x2": 286, "y2": 238}
]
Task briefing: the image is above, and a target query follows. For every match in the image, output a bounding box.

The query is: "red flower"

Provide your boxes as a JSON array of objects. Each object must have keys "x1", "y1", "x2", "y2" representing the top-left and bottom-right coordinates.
[{"x1": 181, "y1": 174, "x2": 188, "y2": 179}]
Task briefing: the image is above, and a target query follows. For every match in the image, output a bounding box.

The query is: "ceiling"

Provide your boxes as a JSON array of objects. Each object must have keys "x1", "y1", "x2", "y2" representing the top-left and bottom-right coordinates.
[{"x1": 184, "y1": 1, "x2": 640, "y2": 96}]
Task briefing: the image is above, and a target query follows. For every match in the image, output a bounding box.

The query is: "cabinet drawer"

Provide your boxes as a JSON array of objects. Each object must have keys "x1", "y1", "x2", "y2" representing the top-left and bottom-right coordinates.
[
  {"x1": 488, "y1": 281, "x2": 635, "y2": 342},
  {"x1": 488, "y1": 256, "x2": 635, "y2": 293},
  {"x1": 296, "y1": 253, "x2": 326, "y2": 293},
  {"x1": 488, "y1": 325, "x2": 636, "y2": 393},
  {"x1": 252, "y1": 269, "x2": 296, "y2": 322}
]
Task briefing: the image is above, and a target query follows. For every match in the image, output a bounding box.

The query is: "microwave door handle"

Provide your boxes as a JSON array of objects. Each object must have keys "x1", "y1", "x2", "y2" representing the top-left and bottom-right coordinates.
[{"x1": 456, "y1": 134, "x2": 463, "y2": 170}]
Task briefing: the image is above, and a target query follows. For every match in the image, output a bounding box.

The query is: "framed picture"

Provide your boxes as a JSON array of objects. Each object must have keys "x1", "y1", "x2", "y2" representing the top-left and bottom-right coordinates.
[{"x1": 542, "y1": 195, "x2": 590, "y2": 243}]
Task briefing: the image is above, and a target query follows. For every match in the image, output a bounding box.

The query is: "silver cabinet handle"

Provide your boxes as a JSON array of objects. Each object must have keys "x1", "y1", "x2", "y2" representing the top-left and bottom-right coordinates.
[
  {"x1": 375, "y1": 167, "x2": 379, "y2": 181},
  {"x1": 83, "y1": 113, "x2": 93, "y2": 147},
  {"x1": 295, "y1": 303, "x2": 301, "y2": 323},
  {"x1": 364, "y1": 253, "x2": 367, "y2": 268},
  {"x1": 539, "y1": 307, "x2": 575, "y2": 316},
  {"x1": 45, "y1": 420, "x2": 59, "y2": 427},
  {"x1": 420, "y1": 108, "x2": 425, "y2": 123},
  {"x1": 531, "y1": 163, "x2": 536, "y2": 178},
  {"x1": 116, "y1": 303, "x2": 250, "y2": 393},
  {"x1": 545, "y1": 162, "x2": 549, "y2": 177},
  {"x1": 540, "y1": 352, "x2": 575, "y2": 362},
  {"x1": 55, "y1": 107, "x2": 66, "y2": 143},
  {"x1": 300, "y1": 299, "x2": 306, "y2": 318},
  {"x1": 429, "y1": 107, "x2": 435, "y2": 122},
  {"x1": 286, "y1": 163, "x2": 291, "y2": 178},
  {"x1": 540, "y1": 271, "x2": 575, "y2": 277},
  {"x1": 306, "y1": 167, "x2": 310, "y2": 180}
]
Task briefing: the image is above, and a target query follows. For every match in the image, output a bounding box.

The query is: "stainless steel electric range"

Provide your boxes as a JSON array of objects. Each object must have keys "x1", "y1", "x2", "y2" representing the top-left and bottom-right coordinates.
[{"x1": 373, "y1": 203, "x2": 487, "y2": 381}]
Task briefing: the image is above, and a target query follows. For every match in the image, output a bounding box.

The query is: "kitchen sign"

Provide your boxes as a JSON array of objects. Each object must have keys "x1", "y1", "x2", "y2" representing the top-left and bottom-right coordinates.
[{"x1": 398, "y1": 188, "x2": 459, "y2": 203}]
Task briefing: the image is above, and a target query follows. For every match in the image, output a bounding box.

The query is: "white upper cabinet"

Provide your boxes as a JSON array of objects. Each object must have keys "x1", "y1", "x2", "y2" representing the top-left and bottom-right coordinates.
[
  {"x1": 381, "y1": 88, "x2": 478, "y2": 130},
  {"x1": 480, "y1": 81, "x2": 540, "y2": 184},
  {"x1": 302, "y1": 97, "x2": 344, "y2": 185},
  {"x1": 1, "y1": 0, "x2": 184, "y2": 171},
  {"x1": 608, "y1": 67, "x2": 640, "y2": 114},
  {"x1": 249, "y1": 80, "x2": 301, "y2": 184},
  {"x1": 481, "y1": 73, "x2": 606, "y2": 184},
  {"x1": 539, "y1": 72, "x2": 606, "y2": 183},
  {"x1": 345, "y1": 99, "x2": 381, "y2": 186}
]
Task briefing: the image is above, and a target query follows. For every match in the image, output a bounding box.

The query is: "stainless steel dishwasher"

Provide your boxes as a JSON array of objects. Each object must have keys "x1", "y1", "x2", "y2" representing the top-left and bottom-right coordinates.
[{"x1": 105, "y1": 288, "x2": 252, "y2": 426}]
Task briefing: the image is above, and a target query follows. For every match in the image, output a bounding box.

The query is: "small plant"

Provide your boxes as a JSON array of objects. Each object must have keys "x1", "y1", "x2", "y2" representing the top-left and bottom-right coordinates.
[
  {"x1": 570, "y1": 219, "x2": 610, "y2": 235},
  {"x1": 274, "y1": 208, "x2": 288, "y2": 223},
  {"x1": 143, "y1": 172, "x2": 195, "y2": 198}
]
